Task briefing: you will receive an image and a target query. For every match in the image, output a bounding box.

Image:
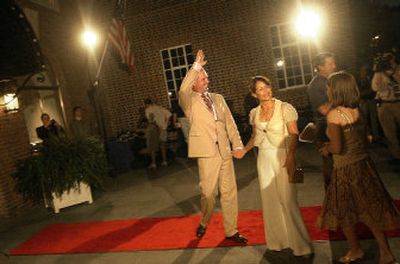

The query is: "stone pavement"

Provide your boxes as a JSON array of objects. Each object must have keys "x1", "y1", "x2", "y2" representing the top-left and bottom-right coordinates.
[{"x1": 0, "y1": 143, "x2": 399, "y2": 264}]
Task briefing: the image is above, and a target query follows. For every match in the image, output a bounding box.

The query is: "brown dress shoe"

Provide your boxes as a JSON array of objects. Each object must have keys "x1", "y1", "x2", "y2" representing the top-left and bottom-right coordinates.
[
  {"x1": 225, "y1": 232, "x2": 248, "y2": 243},
  {"x1": 196, "y1": 224, "x2": 206, "y2": 238}
]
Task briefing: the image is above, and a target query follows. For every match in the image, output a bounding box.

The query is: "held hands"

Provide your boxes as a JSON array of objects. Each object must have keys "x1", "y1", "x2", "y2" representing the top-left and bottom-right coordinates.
[
  {"x1": 232, "y1": 149, "x2": 246, "y2": 159},
  {"x1": 195, "y1": 50, "x2": 207, "y2": 67}
]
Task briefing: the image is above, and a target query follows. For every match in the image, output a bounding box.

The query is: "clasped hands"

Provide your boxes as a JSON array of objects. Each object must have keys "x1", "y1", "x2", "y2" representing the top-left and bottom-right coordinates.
[{"x1": 232, "y1": 149, "x2": 246, "y2": 159}]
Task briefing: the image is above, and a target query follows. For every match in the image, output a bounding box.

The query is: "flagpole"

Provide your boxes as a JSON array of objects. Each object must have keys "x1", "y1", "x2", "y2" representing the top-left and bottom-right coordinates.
[
  {"x1": 94, "y1": 39, "x2": 109, "y2": 83},
  {"x1": 88, "y1": 0, "x2": 129, "y2": 140},
  {"x1": 88, "y1": 38, "x2": 109, "y2": 141}
]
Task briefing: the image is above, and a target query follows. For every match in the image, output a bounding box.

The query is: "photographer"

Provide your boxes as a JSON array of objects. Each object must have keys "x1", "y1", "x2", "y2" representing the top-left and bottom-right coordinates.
[{"x1": 36, "y1": 113, "x2": 64, "y2": 142}]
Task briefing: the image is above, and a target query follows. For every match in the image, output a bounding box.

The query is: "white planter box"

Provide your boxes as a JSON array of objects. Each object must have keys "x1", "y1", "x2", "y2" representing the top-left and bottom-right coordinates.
[{"x1": 44, "y1": 182, "x2": 93, "y2": 213}]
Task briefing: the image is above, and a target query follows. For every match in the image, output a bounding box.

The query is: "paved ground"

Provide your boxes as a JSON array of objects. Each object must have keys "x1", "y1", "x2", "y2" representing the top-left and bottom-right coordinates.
[{"x1": 0, "y1": 143, "x2": 399, "y2": 264}]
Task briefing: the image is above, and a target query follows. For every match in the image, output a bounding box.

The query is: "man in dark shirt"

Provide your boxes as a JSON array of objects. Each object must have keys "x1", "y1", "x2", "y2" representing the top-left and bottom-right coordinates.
[{"x1": 307, "y1": 52, "x2": 336, "y2": 190}]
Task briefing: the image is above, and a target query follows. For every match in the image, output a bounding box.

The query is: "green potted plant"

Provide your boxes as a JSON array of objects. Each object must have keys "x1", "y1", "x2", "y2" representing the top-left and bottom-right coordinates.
[{"x1": 14, "y1": 135, "x2": 107, "y2": 213}]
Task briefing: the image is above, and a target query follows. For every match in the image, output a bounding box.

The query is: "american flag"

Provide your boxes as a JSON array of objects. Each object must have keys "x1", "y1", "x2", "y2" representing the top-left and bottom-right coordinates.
[{"x1": 108, "y1": 18, "x2": 134, "y2": 71}]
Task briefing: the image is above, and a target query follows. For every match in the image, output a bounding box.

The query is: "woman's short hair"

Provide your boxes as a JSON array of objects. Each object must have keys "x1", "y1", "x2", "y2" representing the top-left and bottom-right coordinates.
[
  {"x1": 328, "y1": 71, "x2": 360, "y2": 108},
  {"x1": 248, "y1": 76, "x2": 271, "y2": 93}
]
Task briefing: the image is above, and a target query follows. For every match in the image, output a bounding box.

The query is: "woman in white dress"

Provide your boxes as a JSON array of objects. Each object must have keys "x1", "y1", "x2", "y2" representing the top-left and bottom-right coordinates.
[{"x1": 241, "y1": 76, "x2": 313, "y2": 257}]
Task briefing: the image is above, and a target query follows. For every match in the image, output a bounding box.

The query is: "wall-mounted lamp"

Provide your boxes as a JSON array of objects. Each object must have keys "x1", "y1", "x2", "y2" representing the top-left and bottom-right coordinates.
[{"x1": 3, "y1": 93, "x2": 19, "y2": 113}]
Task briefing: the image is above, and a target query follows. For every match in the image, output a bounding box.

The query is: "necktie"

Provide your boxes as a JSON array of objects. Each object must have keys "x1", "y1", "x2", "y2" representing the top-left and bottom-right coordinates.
[{"x1": 201, "y1": 93, "x2": 213, "y2": 112}]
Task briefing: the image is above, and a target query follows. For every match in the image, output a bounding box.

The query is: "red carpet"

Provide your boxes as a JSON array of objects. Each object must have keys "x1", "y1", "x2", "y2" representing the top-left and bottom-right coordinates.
[{"x1": 10, "y1": 201, "x2": 400, "y2": 255}]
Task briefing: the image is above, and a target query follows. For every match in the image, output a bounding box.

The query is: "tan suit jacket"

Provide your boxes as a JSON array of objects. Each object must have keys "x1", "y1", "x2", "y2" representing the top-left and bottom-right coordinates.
[{"x1": 179, "y1": 68, "x2": 243, "y2": 159}]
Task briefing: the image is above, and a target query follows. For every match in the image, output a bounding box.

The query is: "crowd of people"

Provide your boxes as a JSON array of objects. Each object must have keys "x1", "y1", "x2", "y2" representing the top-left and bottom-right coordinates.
[
  {"x1": 33, "y1": 47, "x2": 400, "y2": 263},
  {"x1": 176, "y1": 50, "x2": 400, "y2": 263}
]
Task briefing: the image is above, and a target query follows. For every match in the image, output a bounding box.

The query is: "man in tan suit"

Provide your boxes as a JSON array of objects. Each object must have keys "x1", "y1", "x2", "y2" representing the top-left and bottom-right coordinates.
[{"x1": 179, "y1": 50, "x2": 247, "y2": 243}]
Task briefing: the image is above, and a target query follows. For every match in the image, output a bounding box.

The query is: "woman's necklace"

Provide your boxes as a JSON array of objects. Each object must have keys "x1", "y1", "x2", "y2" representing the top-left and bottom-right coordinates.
[{"x1": 260, "y1": 101, "x2": 274, "y2": 122}]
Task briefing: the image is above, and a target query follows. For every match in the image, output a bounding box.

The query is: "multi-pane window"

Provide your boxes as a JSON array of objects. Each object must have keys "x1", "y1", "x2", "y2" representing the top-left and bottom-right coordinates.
[
  {"x1": 270, "y1": 23, "x2": 314, "y2": 89},
  {"x1": 161, "y1": 44, "x2": 194, "y2": 102}
]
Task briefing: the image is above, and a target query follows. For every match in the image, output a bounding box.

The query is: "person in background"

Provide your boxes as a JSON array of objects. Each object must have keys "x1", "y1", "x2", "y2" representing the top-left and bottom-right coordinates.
[
  {"x1": 356, "y1": 65, "x2": 380, "y2": 142},
  {"x1": 70, "y1": 106, "x2": 95, "y2": 138},
  {"x1": 318, "y1": 71, "x2": 400, "y2": 264},
  {"x1": 179, "y1": 49, "x2": 247, "y2": 243},
  {"x1": 387, "y1": 52, "x2": 400, "y2": 82},
  {"x1": 243, "y1": 91, "x2": 259, "y2": 118},
  {"x1": 371, "y1": 54, "x2": 400, "y2": 163},
  {"x1": 144, "y1": 98, "x2": 172, "y2": 169},
  {"x1": 307, "y1": 52, "x2": 337, "y2": 190},
  {"x1": 36, "y1": 113, "x2": 63, "y2": 142},
  {"x1": 171, "y1": 99, "x2": 189, "y2": 142}
]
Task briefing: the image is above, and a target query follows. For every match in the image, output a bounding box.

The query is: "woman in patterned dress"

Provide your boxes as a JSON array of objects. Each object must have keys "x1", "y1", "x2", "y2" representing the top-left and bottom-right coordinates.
[{"x1": 318, "y1": 71, "x2": 400, "y2": 264}]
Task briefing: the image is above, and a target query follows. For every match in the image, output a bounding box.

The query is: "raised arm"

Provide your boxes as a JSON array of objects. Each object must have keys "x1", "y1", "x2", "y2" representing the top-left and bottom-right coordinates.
[{"x1": 178, "y1": 50, "x2": 207, "y2": 113}]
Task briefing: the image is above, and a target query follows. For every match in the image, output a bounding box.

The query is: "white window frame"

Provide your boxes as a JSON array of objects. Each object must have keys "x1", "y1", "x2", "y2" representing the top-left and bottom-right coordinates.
[
  {"x1": 270, "y1": 22, "x2": 314, "y2": 90},
  {"x1": 160, "y1": 44, "x2": 194, "y2": 105}
]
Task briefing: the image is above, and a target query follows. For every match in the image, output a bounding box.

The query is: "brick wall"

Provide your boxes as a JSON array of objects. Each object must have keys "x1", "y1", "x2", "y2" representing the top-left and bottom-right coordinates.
[
  {"x1": 0, "y1": 0, "x2": 94, "y2": 217},
  {"x1": 0, "y1": 111, "x2": 31, "y2": 217},
  {"x1": 95, "y1": 0, "x2": 357, "y2": 136}
]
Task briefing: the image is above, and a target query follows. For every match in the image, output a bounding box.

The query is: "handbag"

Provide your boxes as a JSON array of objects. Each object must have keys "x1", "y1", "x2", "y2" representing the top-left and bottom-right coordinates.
[{"x1": 289, "y1": 167, "x2": 304, "y2": 184}]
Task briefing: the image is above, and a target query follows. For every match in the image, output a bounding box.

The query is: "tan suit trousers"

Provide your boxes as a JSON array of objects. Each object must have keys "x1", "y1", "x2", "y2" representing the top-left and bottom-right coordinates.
[{"x1": 197, "y1": 149, "x2": 238, "y2": 237}]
